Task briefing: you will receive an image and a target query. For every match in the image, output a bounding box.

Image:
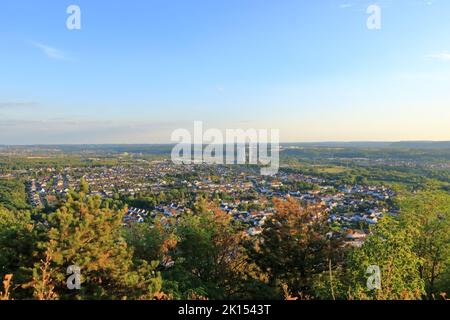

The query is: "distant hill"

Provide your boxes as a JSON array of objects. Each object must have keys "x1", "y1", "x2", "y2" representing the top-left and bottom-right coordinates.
[
  {"x1": 282, "y1": 141, "x2": 450, "y2": 149},
  {"x1": 2, "y1": 141, "x2": 450, "y2": 153},
  {"x1": 389, "y1": 141, "x2": 450, "y2": 149},
  {"x1": 282, "y1": 142, "x2": 393, "y2": 148}
]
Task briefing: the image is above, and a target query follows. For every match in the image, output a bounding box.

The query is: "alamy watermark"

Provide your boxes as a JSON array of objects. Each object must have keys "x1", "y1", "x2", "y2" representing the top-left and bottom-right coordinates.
[
  {"x1": 367, "y1": 4, "x2": 381, "y2": 30},
  {"x1": 366, "y1": 265, "x2": 381, "y2": 290},
  {"x1": 171, "y1": 121, "x2": 279, "y2": 176},
  {"x1": 66, "y1": 265, "x2": 81, "y2": 290},
  {"x1": 66, "y1": 5, "x2": 81, "y2": 30},
  {"x1": 64, "y1": 4, "x2": 380, "y2": 32}
]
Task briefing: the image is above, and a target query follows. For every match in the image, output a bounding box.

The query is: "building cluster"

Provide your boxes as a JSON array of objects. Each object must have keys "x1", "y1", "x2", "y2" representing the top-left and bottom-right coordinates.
[{"x1": 21, "y1": 159, "x2": 395, "y2": 245}]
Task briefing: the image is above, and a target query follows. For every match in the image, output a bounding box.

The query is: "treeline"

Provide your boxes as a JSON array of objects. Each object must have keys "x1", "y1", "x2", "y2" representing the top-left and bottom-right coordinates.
[
  {"x1": 1, "y1": 188, "x2": 449, "y2": 300},
  {"x1": 0, "y1": 179, "x2": 29, "y2": 211},
  {"x1": 281, "y1": 159, "x2": 450, "y2": 191},
  {"x1": 281, "y1": 147, "x2": 450, "y2": 162},
  {"x1": 0, "y1": 156, "x2": 120, "y2": 173}
]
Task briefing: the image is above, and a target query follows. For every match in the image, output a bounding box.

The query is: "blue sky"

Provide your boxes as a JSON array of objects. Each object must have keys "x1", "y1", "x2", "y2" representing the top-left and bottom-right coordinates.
[{"x1": 1, "y1": 0, "x2": 450, "y2": 144}]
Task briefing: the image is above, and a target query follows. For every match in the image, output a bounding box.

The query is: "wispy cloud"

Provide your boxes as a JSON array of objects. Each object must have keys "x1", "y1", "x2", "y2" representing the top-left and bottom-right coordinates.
[
  {"x1": 31, "y1": 42, "x2": 68, "y2": 60},
  {"x1": 426, "y1": 51, "x2": 450, "y2": 61},
  {"x1": 339, "y1": 3, "x2": 354, "y2": 9},
  {"x1": 0, "y1": 101, "x2": 38, "y2": 109},
  {"x1": 0, "y1": 118, "x2": 191, "y2": 144}
]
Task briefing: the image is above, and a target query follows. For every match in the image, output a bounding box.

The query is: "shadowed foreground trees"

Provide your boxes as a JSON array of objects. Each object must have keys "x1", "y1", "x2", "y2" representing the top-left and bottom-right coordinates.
[
  {"x1": 29, "y1": 192, "x2": 163, "y2": 300},
  {"x1": 0, "y1": 192, "x2": 163, "y2": 300},
  {"x1": 0, "y1": 207, "x2": 39, "y2": 297},
  {"x1": 247, "y1": 197, "x2": 344, "y2": 299},
  {"x1": 0, "y1": 185, "x2": 448, "y2": 300},
  {"x1": 163, "y1": 198, "x2": 272, "y2": 299}
]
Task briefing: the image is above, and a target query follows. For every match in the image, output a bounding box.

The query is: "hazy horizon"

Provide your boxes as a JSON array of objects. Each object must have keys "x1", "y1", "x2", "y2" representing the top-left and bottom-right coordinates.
[{"x1": 2, "y1": 140, "x2": 450, "y2": 147}]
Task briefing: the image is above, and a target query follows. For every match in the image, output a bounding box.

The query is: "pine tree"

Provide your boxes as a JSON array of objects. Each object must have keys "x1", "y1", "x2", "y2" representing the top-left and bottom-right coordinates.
[
  {"x1": 167, "y1": 198, "x2": 256, "y2": 299},
  {"x1": 30, "y1": 191, "x2": 163, "y2": 300},
  {"x1": 247, "y1": 197, "x2": 340, "y2": 299}
]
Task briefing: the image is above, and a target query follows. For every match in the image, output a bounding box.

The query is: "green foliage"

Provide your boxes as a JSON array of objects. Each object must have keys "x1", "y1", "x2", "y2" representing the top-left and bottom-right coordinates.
[
  {"x1": 0, "y1": 207, "x2": 39, "y2": 297},
  {"x1": 0, "y1": 179, "x2": 29, "y2": 211},
  {"x1": 399, "y1": 191, "x2": 450, "y2": 297},
  {"x1": 248, "y1": 198, "x2": 342, "y2": 299},
  {"x1": 343, "y1": 216, "x2": 425, "y2": 300},
  {"x1": 0, "y1": 186, "x2": 164, "y2": 300},
  {"x1": 79, "y1": 177, "x2": 89, "y2": 194},
  {"x1": 124, "y1": 219, "x2": 177, "y2": 264},
  {"x1": 30, "y1": 193, "x2": 163, "y2": 299},
  {"x1": 165, "y1": 198, "x2": 262, "y2": 299}
]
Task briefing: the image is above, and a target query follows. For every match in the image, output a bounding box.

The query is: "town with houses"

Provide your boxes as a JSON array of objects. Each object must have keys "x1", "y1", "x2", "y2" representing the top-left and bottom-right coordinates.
[{"x1": 20, "y1": 159, "x2": 396, "y2": 248}]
